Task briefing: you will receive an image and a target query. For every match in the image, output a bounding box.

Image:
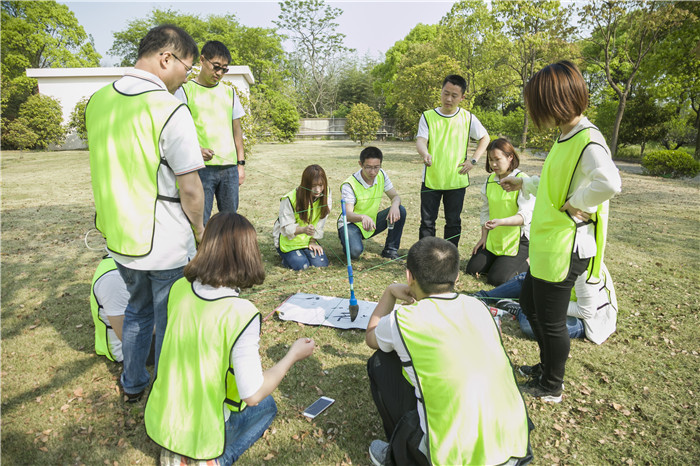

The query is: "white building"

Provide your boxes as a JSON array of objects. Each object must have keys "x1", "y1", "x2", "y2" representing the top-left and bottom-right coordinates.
[{"x1": 25, "y1": 66, "x2": 255, "y2": 149}]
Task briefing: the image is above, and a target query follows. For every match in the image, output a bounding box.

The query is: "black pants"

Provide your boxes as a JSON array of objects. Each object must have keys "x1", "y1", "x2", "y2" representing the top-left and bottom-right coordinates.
[
  {"x1": 367, "y1": 351, "x2": 430, "y2": 466},
  {"x1": 519, "y1": 255, "x2": 590, "y2": 391},
  {"x1": 466, "y1": 237, "x2": 530, "y2": 286},
  {"x1": 419, "y1": 183, "x2": 466, "y2": 247}
]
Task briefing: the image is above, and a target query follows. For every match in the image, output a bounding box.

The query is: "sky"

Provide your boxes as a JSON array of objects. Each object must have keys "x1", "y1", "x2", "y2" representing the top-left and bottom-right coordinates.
[{"x1": 61, "y1": 0, "x2": 458, "y2": 67}]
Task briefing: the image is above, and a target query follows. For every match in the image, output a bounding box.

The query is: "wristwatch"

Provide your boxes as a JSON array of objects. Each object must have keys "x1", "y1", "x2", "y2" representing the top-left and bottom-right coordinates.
[
  {"x1": 237, "y1": 160, "x2": 246, "y2": 166},
  {"x1": 470, "y1": 158, "x2": 478, "y2": 165}
]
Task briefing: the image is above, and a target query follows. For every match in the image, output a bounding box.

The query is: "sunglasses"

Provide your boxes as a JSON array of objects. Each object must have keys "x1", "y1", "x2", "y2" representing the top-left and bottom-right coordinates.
[{"x1": 202, "y1": 55, "x2": 229, "y2": 74}]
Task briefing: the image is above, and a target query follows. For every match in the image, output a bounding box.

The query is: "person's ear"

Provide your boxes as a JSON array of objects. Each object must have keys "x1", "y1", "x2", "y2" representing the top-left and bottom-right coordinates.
[
  {"x1": 358, "y1": 160, "x2": 363, "y2": 169},
  {"x1": 406, "y1": 268, "x2": 413, "y2": 284}
]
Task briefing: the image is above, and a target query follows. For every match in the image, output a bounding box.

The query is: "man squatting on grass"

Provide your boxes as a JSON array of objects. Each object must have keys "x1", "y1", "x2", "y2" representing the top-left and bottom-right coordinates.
[
  {"x1": 337, "y1": 146, "x2": 407, "y2": 261},
  {"x1": 365, "y1": 237, "x2": 533, "y2": 466},
  {"x1": 175, "y1": 40, "x2": 246, "y2": 224},
  {"x1": 86, "y1": 25, "x2": 205, "y2": 402},
  {"x1": 416, "y1": 75, "x2": 490, "y2": 248}
]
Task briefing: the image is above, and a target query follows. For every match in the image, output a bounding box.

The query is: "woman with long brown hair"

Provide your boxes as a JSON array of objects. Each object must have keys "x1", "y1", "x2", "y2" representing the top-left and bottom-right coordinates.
[{"x1": 273, "y1": 164, "x2": 332, "y2": 270}]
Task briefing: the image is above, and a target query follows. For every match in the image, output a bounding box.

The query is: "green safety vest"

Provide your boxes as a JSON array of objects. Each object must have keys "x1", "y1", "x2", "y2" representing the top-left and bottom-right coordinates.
[
  {"x1": 395, "y1": 294, "x2": 530, "y2": 465},
  {"x1": 145, "y1": 278, "x2": 260, "y2": 460},
  {"x1": 340, "y1": 171, "x2": 385, "y2": 239},
  {"x1": 89, "y1": 257, "x2": 119, "y2": 362},
  {"x1": 183, "y1": 80, "x2": 236, "y2": 166},
  {"x1": 530, "y1": 126, "x2": 609, "y2": 283},
  {"x1": 86, "y1": 84, "x2": 184, "y2": 257},
  {"x1": 485, "y1": 172, "x2": 527, "y2": 257},
  {"x1": 279, "y1": 189, "x2": 323, "y2": 253},
  {"x1": 423, "y1": 108, "x2": 472, "y2": 190}
]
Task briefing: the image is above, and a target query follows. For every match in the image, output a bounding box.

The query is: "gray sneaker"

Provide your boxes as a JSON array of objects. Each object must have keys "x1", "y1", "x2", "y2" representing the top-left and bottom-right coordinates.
[
  {"x1": 369, "y1": 439, "x2": 390, "y2": 466},
  {"x1": 519, "y1": 377, "x2": 563, "y2": 403},
  {"x1": 518, "y1": 363, "x2": 543, "y2": 379}
]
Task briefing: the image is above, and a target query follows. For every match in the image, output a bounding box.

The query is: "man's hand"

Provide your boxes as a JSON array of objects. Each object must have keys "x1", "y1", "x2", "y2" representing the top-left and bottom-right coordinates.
[
  {"x1": 484, "y1": 218, "x2": 504, "y2": 230},
  {"x1": 560, "y1": 201, "x2": 591, "y2": 222},
  {"x1": 238, "y1": 164, "x2": 245, "y2": 185},
  {"x1": 288, "y1": 338, "x2": 316, "y2": 362},
  {"x1": 388, "y1": 283, "x2": 416, "y2": 305},
  {"x1": 423, "y1": 153, "x2": 433, "y2": 166},
  {"x1": 458, "y1": 159, "x2": 474, "y2": 175},
  {"x1": 387, "y1": 205, "x2": 401, "y2": 224},
  {"x1": 200, "y1": 147, "x2": 214, "y2": 162},
  {"x1": 361, "y1": 215, "x2": 376, "y2": 232}
]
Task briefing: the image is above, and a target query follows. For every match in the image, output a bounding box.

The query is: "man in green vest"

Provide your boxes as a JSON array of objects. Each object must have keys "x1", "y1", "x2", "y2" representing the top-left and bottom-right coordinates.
[
  {"x1": 86, "y1": 25, "x2": 205, "y2": 402},
  {"x1": 416, "y1": 75, "x2": 490, "y2": 248},
  {"x1": 176, "y1": 40, "x2": 246, "y2": 223},
  {"x1": 365, "y1": 237, "x2": 532, "y2": 466},
  {"x1": 337, "y1": 146, "x2": 406, "y2": 260}
]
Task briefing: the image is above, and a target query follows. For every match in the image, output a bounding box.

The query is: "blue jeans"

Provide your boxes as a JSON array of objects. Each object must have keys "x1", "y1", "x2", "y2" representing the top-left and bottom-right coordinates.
[
  {"x1": 338, "y1": 205, "x2": 406, "y2": 260},
  {"x1": 277, "y1": 247, "x2": 329, "y2": 270},
  {"x1": 475, "y1": 271, "x2": 585, "y2": 340},
  {"x1": 199, "y1": 165, "x2": 239, "y2": 224},
  {"x1": 115, "y1": 263, "x2": 184, "y2": 394},
  {"x1": 218, "y1": 395, "x2": 277, "y2": 465}
]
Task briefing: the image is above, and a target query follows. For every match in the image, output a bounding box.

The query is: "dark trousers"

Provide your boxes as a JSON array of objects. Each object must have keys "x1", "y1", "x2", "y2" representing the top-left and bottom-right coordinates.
[
  {"x1": 419, "y1": 183, "x2": 466, "y2": 247},
  {"x1": 367, "y1": 351, "x2": 430, "y2": 466},
  {"x1": 519, "y1": 255, "x2": 590, "y2": 391},
  {"x1": 466, "y1": 237, "x2": 530, "y2": 286}
]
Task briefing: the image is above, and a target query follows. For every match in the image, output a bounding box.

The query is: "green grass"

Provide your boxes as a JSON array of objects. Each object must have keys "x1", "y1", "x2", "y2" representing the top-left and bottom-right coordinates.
[{"x1": 2, "y1": 141, "x2": 699, "y2": 465}]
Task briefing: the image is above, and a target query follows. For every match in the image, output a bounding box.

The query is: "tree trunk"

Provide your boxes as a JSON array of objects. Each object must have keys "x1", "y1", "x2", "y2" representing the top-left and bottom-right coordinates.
[
  {"x1": 521, "y1": 111, "x2": 529, "y2": 151},
  {"x1": 640, "y1": 141, "x2": 646, "y2": 158},
  {"x1": 694, "y1": 109, "x2": 700, "y2": 161},
  {"x1": 610, "y1": 96, "x2": 628, "y2": 158}
]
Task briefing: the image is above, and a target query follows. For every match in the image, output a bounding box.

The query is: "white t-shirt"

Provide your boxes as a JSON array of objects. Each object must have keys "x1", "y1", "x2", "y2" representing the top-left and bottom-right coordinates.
[
  {"x1": 93, "y1": 269, "x2": 129, "y2": 362},
  {"x1": 568, "y1": 263, "x2": 618, "y2": 344},
  {"x1": 337, "y1": 169, "x2": 394, "y2": 230},
  {"x1": 416, "y1": 107, "x2": 488, "y2": 141},
  {"x1": 191, "y1": 281, "x2": 263, "y2": 419},
  {"x1": 521, "y1": 117, "x2": 621, "y2": 258},
  {"x1": 174, "y1": 82, "x2": 246, "y2": 120},
  {"x1": 109, "y1": 69, "x2": 204, "y2": 271}
]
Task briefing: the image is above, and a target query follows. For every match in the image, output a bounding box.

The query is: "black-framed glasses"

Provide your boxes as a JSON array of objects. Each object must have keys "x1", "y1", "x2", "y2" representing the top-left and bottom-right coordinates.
[
  {"x1": 202, "y1": 55, "x2": 229, "y2": 74},
  {"x1": 162, "y1": 52, "x2": 193, "y2": 76}
]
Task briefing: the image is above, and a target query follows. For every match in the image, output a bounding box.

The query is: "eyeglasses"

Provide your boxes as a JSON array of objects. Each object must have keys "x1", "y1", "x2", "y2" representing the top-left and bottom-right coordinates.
[
  {"x1": 362, "y1": 165, "x2": 381, "y2": 172},
  {"x1": 162, "y1": 52, "x2": 193, "y2": 76},
  {"x1": 202, "y1": 56, "x2": 229, "y2": 74}
]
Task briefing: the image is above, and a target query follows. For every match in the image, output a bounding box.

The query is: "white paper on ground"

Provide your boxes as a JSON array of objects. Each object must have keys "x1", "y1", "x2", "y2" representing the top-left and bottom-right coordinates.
[{"x1": 275, "y1": 293, "x2": 380, "y2": 329}]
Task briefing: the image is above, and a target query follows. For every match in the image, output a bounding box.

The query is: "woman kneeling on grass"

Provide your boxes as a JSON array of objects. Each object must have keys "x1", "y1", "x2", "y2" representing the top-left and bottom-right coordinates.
[
  {"x1": 273, "y1": 164, "x2": 331, "y2": 270},
  {"x1": 145, "y1": 212, "x2": 315, "y2": 465}
]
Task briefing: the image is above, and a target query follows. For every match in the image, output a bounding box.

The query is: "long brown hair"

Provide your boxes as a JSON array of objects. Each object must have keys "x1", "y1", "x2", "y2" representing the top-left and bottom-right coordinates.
[
  {"x1": 524, "y1": 60, "x2": 588, "y2": 129},
  {"x1": 296, "y1": 164, "x2": 329, "y2": 224},
  {"x1": 485, "y1": 138, "x2": 520, "y2": 173},
  {"x1": 184, "y1": 212, "x2": 265, "y2": 289}
]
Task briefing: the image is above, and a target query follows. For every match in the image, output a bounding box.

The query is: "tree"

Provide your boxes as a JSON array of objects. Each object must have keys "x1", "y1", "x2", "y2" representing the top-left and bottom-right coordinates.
[
  {"x1": 69, "y1": 97, "x2": 89, "y2": 141},
  {"x1": 275, "y1": 0, "x2": 353, "y2": 117},
  {"x1": 336, "y1": 57, "x2": 381, "y2": 112},
  {"x1": 345, "y1": 103, "x2": 382, "y2": 145},
  {"x1": 580, "y1": 0, "x2": 690, "y2": 157},
  {"x1": 493, "y1": 0, "x2": 576, "y2": 149}
]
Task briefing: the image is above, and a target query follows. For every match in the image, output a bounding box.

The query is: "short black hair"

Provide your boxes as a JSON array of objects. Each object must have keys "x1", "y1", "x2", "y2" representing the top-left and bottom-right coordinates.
[
  {"x1": 442, "y1": 75, "x2": 467, "y2": 94},
  {"x1": 137, "y1": 24, "x2": 199, "y2": 61},
  {"x1": 201, "y1": 40, "x2": 232, "y2": 63},
  {"x1": 407, "y1": 237, "x2": 459, "y2": 294},
  {"x1": 360, "y1": 146, "x2": 383, "y2": 164}
]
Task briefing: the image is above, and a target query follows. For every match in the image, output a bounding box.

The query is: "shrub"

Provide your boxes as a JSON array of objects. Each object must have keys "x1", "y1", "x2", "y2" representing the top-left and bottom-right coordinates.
[
  {"x1": 614, "y1": 146, "x2": 642, "y2": 160},
  {"x1": 642, "y1": 150, "x2": 700, "y2": 178},
  {"x1": 2, "y1": 117, "x2": 39, "y2": 150},
  {"x1": 69, "y1": 97, "x2": 89, "y2": 141},
  {"x1": 345, "y1": 103, "x2": 382, "y2": 145},
  {"x1": 16, "y1": 94, "x2": 66, "y2": 149},
  {"x1": 269, "y1": 95, "x2": 300, "y2": 142}
]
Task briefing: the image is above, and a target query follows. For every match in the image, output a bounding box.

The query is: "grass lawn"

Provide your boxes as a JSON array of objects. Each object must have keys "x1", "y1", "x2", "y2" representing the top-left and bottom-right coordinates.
[{"x1": 2, "y1": 140, "x2": 699, "y2": 465}]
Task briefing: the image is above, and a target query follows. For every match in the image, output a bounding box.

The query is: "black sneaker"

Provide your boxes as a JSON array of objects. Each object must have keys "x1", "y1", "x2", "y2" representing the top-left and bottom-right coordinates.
[
  {"x1": 519, "y1": 377, "x2": 563, "y2": 403},
  {"x1": 369, "y1": 440, "x2": 390, "y2": 466},
  {"x1": 495, "y1": 299, "x2": 521, "y2": 317},
  {"x1": 518, "y1": 363, "x2": 543, "y2": 379},
  {"x1": 381, "y1": 250, "x2": 403, "y2": 261},
  {"x1": 123, "y1": 389, "x2": 145, "y2": 403}
]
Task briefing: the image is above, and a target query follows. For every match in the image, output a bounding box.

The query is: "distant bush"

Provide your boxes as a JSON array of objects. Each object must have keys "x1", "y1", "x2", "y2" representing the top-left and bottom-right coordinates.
[
  {"x1": 69, "y1": 97, "x2": 89, "y2": 141},
  {"x1": 345, "y1": 103, "x2": 382, "y2": 145},
  {"x1": 614, "y1": 146, "x2": 642, "y2": 160},
  {"x1": 642, "y1": 150, "x2": 700, "y2": 178},
  {"x1": 2, "y1": 94, "x2": 65, "y2": 150},
  {"x1": 269, "y1": 97, "x2": 300, "y2": 142},
  {"x1": 2, "y1": 117, "x2": 40, "y2": 150}
]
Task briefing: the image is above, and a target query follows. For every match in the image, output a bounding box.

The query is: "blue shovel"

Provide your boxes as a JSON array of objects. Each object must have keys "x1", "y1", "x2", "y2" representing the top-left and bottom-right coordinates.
[{"x1": 340, "y1": 199, "x2": 359, "y2": 321}]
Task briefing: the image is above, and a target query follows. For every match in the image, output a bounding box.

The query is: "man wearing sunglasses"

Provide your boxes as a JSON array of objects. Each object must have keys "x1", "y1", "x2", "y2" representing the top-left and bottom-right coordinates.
[{"x1": 176, "y1": 40, "x2": 246, "y2": 223}]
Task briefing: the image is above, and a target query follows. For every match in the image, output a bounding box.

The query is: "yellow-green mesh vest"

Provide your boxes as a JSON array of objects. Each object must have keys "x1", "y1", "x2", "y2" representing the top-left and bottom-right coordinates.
[
  {"x1": 89, "y1": 257, "x2": 119, "y2": 362},
  {"x1": 340, "y1": 171, "x2": 385, "y2": 239},
  {"x1": 395, "y1": 294, "x2": 530, "y2": 465},
  {"x1": 279, "y1": 189, "x2": 323, "y2": 253},
  {"x1": 530, "y1": 126, "x2": 609, "y2": 283},
  {"x1": 183, "y1": 80, "x2": 236, "y2": 166},
  {"x1": 145, "y1": 278, "x2": 260, "y2": 460},
  {"x1": 86, "y1": 84, "x2": 184, "y2": 257},
  {"x1": 423, "y1": 108, "x2": 472, "y2": 190},
  {"x1": 485, "y1": 172, "x2": 527, "y2": 257}
]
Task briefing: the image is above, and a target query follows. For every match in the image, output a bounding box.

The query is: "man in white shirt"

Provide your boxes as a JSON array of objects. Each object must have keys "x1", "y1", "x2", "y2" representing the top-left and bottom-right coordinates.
[{"x1": 86, "y1": 25, "x2": 204, "y2": 402}]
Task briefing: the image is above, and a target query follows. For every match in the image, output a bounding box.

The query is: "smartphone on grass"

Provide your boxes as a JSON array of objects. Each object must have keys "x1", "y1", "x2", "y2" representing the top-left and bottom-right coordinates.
[{"x1": 303, "y1": 396, "x2": 335, "y2": 419}]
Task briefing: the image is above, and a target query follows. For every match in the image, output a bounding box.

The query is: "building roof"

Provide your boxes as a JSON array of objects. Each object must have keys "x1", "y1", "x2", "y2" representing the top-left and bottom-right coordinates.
[{"x1": 26, "y1": 66, "x2": 255, "y2": 84}]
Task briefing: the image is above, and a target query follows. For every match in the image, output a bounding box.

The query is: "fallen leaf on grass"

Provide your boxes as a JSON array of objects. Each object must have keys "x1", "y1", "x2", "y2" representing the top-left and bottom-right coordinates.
[
  {"x1": 263, "y1": 452, "x2": 276, "y2": 460},
  {"x1": 73, "y1": 387, "x2": 84, "y2": 397},
  {"x1": 117, "y1": 438, "x2": 126, "y2": 447},
  {"x1": 60, "y1": 404, "x2": 70, "y2": 412},
  {"x1": 39, "y1": 447, "x2": 48, "y2": 452}
]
